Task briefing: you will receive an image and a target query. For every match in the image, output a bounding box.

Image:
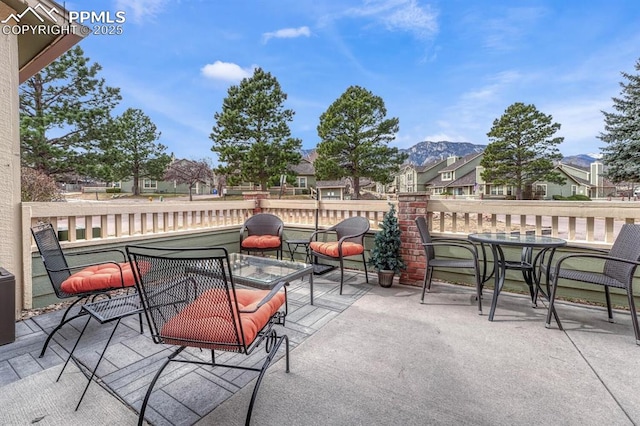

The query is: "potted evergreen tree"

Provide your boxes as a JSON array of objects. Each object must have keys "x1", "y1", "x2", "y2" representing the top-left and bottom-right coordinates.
[{"x1": 368, "y1": 203, "x2": 406, "y2": 287}]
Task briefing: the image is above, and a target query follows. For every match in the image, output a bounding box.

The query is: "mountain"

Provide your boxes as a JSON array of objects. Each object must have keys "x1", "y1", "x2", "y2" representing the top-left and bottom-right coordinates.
[
  {"x1": 561, "y1": 153, "x2": 601, "y2": 168},
  {"x1": 400, "y1": 141, "x2": 486, "y2": 166}
]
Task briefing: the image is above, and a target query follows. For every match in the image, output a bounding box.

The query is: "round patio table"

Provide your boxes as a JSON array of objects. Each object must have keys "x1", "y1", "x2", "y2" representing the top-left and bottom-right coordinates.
[{"x1": 468, "y1": 233, "x2": 566, "y2": 322}]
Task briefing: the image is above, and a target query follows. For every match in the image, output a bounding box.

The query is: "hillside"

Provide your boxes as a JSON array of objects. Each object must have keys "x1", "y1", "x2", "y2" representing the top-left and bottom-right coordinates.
[{"x1": 400, "y1": 141, "x2": 486, "y2": 165}]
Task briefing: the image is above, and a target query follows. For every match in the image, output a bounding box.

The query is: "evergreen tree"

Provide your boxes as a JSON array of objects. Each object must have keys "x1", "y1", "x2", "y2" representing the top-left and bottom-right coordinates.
[
  {"x1": 109, "y1": 108, "x2": 170, "y2": 196},
  {"x1": 480, "y1": 102, "x2": 564, "y2": 200},
  {"x1": 599, "y1": 58, "x2": 640, "y2": 184},
  {"x1": 316, "y1": 86, "x2": 407, "y2": 199},
  {"x1": 368, "y1": 203, "x2": 405, "y2": 273},
  {"x1": 210, "y1": 68, "x2": 302, "y2": 191},
  {"x1": 19, "y1": 46, "x2": 121, "y2": 177}
]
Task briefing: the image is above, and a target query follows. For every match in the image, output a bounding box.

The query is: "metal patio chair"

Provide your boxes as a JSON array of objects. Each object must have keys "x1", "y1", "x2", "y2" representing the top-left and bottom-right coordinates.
[
  {"x1": 415, "y1": 216, "x2": 483, "y2": 314},
  {"x1": 545, "y1": 224, "x2": 640, "y2": 344},
  {"x1": 30, "y1": 223, "x2": 142, "y2": 357},
  {"x1": 126, "y1": 245, "x2": 290, "y2": 426},
  {"x1": 240, "y1": 213, "x2": 284, "y2": 259},
  {"x1": 309, "y1": 216, "x2": 369, "y2": 294}
]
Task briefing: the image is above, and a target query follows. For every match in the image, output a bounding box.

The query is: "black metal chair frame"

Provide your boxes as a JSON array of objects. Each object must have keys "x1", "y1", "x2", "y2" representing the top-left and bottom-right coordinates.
[
  {"x1": 30, "y1": 223, "x2": 142, "y2": 358},
  {"x1": 309, "y1": 216, "x2": 370, "y2": 295},
  {"x1": 542, "y1": 224, "x2": 640, "y2": 345},
  {"x1": 126, "y1": 245, "x2": 290, "y2": 426},
  {"x1": 240, "y1": 213, "x2": 284, "y2": 259},
  {"x1": 415, "y1": 216, "x2": 483, "y2": 314}
]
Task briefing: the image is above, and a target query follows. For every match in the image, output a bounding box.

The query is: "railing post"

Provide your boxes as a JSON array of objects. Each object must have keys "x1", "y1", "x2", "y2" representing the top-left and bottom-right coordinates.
[
  {"x1": 243, "y1": 191, "x2": 270, "y2": 215},
  {"x1": 397, "y1": 192, "x2": 429, "y2": 286}
]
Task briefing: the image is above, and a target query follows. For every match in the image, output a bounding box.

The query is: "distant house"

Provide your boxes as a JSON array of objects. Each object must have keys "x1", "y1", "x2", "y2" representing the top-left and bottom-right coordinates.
[
  {"x1": 392, "y1": 158, "x2": 449, "y2": 193},
  {"x1": 116, "y1": 158, "x2": 215, "y2": 195},
  {"x1": 427, "y1": 153, "x2": 484, "y2": 196},
  {"x1": 532, "y1": 161, "x2": 612, "y2": 199},
  {"x1": 316, "y1": 179, "x2": 348, "y2": 200},
  {"x1": 288, "y1": 156, "x2": 316, "y2": 194}
]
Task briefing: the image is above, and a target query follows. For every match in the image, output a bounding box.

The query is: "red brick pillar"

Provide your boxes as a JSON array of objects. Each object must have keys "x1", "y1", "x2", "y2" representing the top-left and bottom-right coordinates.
[
  {"x1": 242, "y1": 191, "x2": 270, "y2": 214},
  {"x1": 398, "y1": 192, "x2": 429, "y2": 286}
]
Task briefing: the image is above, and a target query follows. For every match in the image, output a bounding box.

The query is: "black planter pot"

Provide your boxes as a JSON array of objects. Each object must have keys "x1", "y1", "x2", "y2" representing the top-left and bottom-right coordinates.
[{"x1": 377, "y1": 270, "x2": 395, "y2": 288}]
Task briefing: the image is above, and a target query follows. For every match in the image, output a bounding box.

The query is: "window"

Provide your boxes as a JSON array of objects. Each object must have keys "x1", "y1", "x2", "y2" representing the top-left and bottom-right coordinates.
[
  {"x1": 442, "y1": 171, "x2": 452, "y2": 181},
  {"x1": 297, "y1": 177, "x2": 307, "y2": 188},
  {"x1": 407, "y1": 173, "x2": 413, "y2": 182},
  {"x1": 571, "y1": 185, "x2": 577, "y2": 195},
  {"x1": 490, "y1": 185, "x2": 504, "y2": 195},
  {"x1": 535, "y1": 184, "x2": 547, "y2": 196},
  {"x1": 143, "y1": 179, "x2": 157, "y2": 189},
  {"x1": 111, "y1": 181, "x2": 121, "y2": 188},
  {"x1": 506, "y1": 186, "x2": 513, "y2": 196}
]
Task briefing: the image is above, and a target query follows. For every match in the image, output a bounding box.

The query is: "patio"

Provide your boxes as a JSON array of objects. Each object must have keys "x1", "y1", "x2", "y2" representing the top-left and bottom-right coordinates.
[{"x1": 1, "y1": 269, "x2": 639, "y2": 425}]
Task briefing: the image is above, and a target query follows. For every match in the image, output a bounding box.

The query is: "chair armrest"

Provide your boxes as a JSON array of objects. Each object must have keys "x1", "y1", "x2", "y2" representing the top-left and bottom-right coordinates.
[
  {"x1": 239, "y1": 281, "x2": 288, "y2": 313},
  {"x1": 66, "y1": 248, "x2": 127, "y2": 262},
  {"x1": 423, "y1": 241, "x2": 479, "y2": 259},
  {"x1": 554, "y1": 253, "x2": 640, "y2": 271},
  {"x1": 309, "y1": 228, "x2": 333, "y2": 242}
]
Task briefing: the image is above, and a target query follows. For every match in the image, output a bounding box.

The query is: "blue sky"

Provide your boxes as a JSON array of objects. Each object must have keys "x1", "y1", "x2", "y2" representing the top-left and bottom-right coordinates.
[{"x1": 70, "y1": 0, "x2": 640, "y2": 162}]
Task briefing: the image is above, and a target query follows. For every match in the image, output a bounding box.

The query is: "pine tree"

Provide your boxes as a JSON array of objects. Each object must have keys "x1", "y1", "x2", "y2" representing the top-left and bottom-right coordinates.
[
  {"x1": 210, "y1": 68, "x2": 302, "y2": 191},
  {"x1": 316, "y1": 86, "x2": 407, "y2": 199},
  {"x1": 480, "y1": 102, "x2": 565, "y2": 200},
  {"x1": 368, "y1": 203, "x2": 405, "y2": 273},
  {"x1": 599, "y1": 58, "x2": 640, "y2": 184}
]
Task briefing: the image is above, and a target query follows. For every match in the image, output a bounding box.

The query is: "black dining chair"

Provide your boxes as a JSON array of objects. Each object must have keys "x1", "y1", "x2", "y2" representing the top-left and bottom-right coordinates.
[
  {"x1": 545, "y1": 224, "x2": 640, "y2": 345},
  {"x1": 415, "y1": 216, "x2": 483, "y2": 314}
]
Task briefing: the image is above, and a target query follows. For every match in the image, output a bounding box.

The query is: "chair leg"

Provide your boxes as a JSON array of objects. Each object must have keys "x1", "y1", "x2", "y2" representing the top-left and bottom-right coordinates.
[
  {"x1": 545, "y1": 276, "x2": 563, "y2": 330},
  {"x1": 626, "y1": 289, "x2": 640, "y2": 345},
  {"x1": 361, "y1": 253, "x2": 369, "y2": 283},
  {"x1": 420, "y1": 267, "x2": 430, "y2": 303},
  {"x1": 138, "y1": 346, "x2": 186, "y2": 426},
  {"x1": 245, "y1": 334, "x2": 289, "y2": 426},
  {"x1": 39, "y1": 301, "x2": 86, "y2": 358},
  {"x1": 339, "y1": 258, "x2": 345, "y2": 295},
  {"x1": 475, "y1": 268, "x2": 483, "y2": 315},
  {"x1": 604, "y1": 286, "x2": 614, "y2": 322}
]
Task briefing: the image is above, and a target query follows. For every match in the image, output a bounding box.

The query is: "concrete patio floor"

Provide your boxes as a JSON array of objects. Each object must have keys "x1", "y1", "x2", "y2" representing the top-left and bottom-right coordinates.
[{"x1": 1, "y1": 268, "x2": 639, "y2": 425}]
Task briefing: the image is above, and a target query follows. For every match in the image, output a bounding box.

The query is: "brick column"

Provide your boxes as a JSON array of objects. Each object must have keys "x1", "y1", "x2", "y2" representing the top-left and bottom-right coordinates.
[
  {"x1": 398, "y1": 192, "x2": 429, "y2": 286},
  {"x1": 242, "y1": 191, "x2": 270, "y2": 214}
]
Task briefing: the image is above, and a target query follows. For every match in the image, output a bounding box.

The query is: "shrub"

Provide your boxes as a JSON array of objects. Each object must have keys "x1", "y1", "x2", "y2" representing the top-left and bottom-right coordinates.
[
  {"x1": 21, "y1": 168, "x2": 64, "y2": 201},
  {"x1": 106, "y1": 188, "x2": 122, "y2": 193},
  {"x1": 368, "y1": 203, "x2": 406, "y2": 273},
  {"x1": 552, "y1": 194, "x2": 591, "y2": 201}
]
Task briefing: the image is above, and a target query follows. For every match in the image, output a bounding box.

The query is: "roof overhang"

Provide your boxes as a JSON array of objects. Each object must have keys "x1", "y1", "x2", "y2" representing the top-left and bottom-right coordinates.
[{"x1": 1, "y1": 0, "x2": 87, "y2": 83}]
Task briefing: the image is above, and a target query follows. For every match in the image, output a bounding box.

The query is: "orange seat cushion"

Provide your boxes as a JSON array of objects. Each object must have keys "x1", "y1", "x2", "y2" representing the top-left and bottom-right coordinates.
[
  {"x1": 160, "y1": 288, "x2": 286, "y2": 349},
  {"x1": 242, "y1": 235, "x2": 281, "y2": 249},
  {"x1": 310, "y1": 241, "x2": 364, "y2": 258},
  {"x1": 60, "y1": 262, "x2": 138, "y2": 294}
]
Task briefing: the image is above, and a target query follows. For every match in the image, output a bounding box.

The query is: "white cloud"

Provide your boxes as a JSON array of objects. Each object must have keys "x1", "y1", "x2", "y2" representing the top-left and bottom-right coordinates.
[
  {"x1": 114, "y1": 0, "x2": 167, "y2": 24},
  {"x1": 262, "y1": 26, "x2": 311, "y2": 43},
  {"x1": 344, "y1": 0, "x2": 438, "y2": 39},
  {"x1": 201, "y1": 61, "x2": 253, "y2": 82}
]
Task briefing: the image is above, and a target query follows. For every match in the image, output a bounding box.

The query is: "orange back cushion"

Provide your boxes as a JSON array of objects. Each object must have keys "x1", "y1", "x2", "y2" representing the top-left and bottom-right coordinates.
[
  {"x1": 242, "y1": 235, "x2": 281, "y2": 249},
  {"x1": 310, "y1": 241, "x2": 364, "y2": 258}
]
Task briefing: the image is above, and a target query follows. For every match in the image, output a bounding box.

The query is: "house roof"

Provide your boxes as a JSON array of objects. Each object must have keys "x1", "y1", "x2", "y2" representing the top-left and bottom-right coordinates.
[
  {"x1": 289, "y1": 159, "x2": 315, "y2": 176},
  {"x1": 439, "y1": 153, "x2": 483, "y2": 172},
  {"x1": 416, "y1": 158, "x2": 448, "y2": 173},
  {"x1": 316, "y1": 180, "x2": 347, "y2": 188},
  {"x1": 1, "y1": 0, "x2": 87, "y2": 83},
  {"x1": 428, "y1": 169, "x2": 477, "y2": 188}
]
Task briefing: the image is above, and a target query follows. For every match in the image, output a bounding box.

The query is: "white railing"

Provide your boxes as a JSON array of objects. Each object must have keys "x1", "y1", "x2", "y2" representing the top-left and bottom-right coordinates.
[
  {"x1": 21, "y1": 196, "x2": 640, "y2": 309},
  {"x1": 425, "y1": 199, "x2": 640, "y2": 246}
]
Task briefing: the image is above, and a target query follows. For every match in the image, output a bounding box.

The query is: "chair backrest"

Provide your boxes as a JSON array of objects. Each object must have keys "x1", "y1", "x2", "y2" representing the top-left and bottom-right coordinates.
[
  {"x1": 604, "y1": 224, "x2": 640, "y2": 286},
  {"x1": 126, "y1": 245, "x2": 247, "y2": 352},
  {"x1": 31, "y1": 223, "x2": 71, "y2": 297},
  {"x1": 334, "y1": 216, "x2": 370, "y2": 243},
  {"x1": 244, "y1": 213, "x2": 283, "y2": 237},
  {"x1": 415, "y1": 216, "x2": 434, "y2": 261}
]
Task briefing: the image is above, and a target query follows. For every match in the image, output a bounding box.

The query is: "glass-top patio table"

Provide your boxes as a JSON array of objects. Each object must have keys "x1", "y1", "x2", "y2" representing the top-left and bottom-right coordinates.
[
  {"x1": 229, "y1": 252, "x2": 315, "y2": 305},
  {"x1": 468, "y1": 233, "x2": 566, "y2": 322}
]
